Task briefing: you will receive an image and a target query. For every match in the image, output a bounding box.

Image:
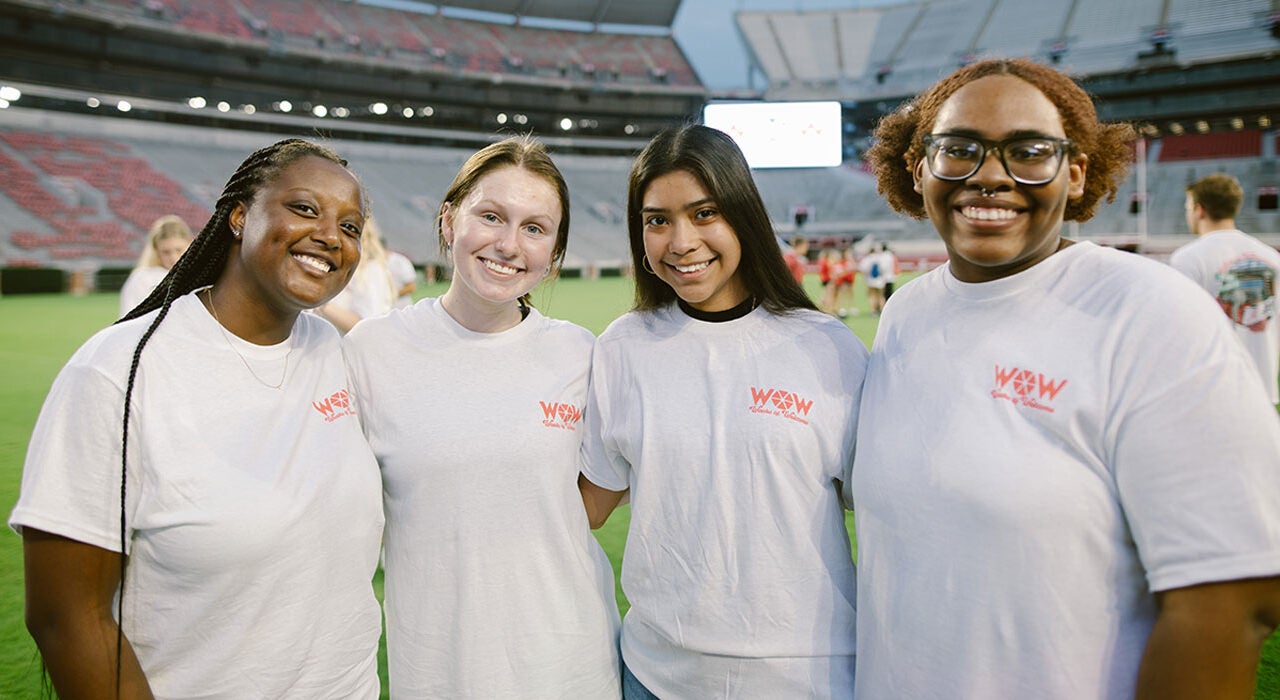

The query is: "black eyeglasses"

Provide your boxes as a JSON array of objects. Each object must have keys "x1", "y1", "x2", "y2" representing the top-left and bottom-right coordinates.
[{"x1": 922, "y1": 133, "x2": 1074, "y2": 186}]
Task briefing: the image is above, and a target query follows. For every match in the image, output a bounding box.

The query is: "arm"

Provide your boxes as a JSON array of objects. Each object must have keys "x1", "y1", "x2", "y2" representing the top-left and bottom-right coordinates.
[
  {"x1": 1136, "y1": 576, "x2": 1280, "y2": 699},
  {"x1": 316, "y1": 302, "x2": 363, "y2": 334},
  {"x1": 577, "y1": 473, "x2": 627, "y2": 529},
  {"x1": 23, "y1": 528, "x2": 154, "y2": 699}
]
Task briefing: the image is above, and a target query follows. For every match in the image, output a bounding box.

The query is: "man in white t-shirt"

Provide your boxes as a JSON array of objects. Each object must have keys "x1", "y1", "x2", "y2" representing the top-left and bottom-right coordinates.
[{"x1": 1170, "y1": 173, "x2": 1280, "y2": 403}]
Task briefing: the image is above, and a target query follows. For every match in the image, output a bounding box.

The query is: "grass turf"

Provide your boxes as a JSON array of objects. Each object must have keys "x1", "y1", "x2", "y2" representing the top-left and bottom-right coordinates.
[{"x1": 0, "y1": 277, "x2": 1275, "y2": 698}]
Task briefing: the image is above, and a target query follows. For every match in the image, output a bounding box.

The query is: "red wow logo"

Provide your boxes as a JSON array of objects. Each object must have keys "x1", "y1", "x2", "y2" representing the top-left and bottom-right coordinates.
[
  {"x1": 313, "y1": 388, "x2": 356, "y2": 422},
  {"x1": 991, "y1": 365, "x2": 1068, "y2": 413},
  {"x1": 748, "y1": 386, "x2": 814, "y2": 425},
  {"x1": 540, "y1": 401, "x2": 583, "y2": 431}
]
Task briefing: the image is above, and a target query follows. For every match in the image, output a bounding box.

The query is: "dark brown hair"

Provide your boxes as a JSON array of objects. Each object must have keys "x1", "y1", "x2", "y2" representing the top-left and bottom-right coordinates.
[
  {"x1": 626, "y1": 125, "x2": 815, "y2": 314},
  {"x1": 866, "y1": 58, "x2": 1135, "y2": 222}
]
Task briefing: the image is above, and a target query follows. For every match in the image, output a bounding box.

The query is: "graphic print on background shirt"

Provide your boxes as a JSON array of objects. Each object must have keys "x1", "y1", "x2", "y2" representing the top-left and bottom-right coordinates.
[
  {"x1": 539, "y1": 401, "x2": 584, "y2": 431},
  {"x1": 1215, "y1": 254, "x2": 1278, "y2": 332},
  {"x1": 313, "y1": 388, "x2": 357, "y2": 422},
  {"x1": 990, "y1": 364, "x2": 1068, "y2": 414},
  {"x1": 748, "y1": 386, "x2": 814, "y2": 425}
]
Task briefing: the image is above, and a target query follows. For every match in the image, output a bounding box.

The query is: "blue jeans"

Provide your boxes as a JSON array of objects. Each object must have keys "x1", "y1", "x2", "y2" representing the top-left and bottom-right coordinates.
[{"x1": 622, "y1": 660, "x2": 660, "y2": 700}]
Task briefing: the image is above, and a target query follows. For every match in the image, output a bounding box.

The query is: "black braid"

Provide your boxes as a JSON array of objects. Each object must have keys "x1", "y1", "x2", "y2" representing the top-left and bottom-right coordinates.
[{"x1": 106, "y1": 138, "x2": 350, "y2": 695}]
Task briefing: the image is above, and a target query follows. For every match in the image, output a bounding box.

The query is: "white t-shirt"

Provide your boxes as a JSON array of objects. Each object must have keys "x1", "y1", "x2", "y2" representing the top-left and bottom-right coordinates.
[
  {"x1": 329, "y1": 259, "x2": 397, "y2": 322},
  {"x1": 1170, "y1": 228, "x2": 1280, "y2": 403},
  {"x1": 860, "y1": 253, "x2": 892, "y2": 289},
  {"x1": 10, "y1": 293, "x2": 384, "y2": 699},
  {"x1": 343, "y1": 297, "x2": 621, "y2": 699},
  {"x1": 119, "y1": 266, "x2": 169, "y2": 317},
  {"x1": 581, "y1": 304, "x2": 866, "y2": 699},
  {"x1": 385, "y1": 250, "x2": 416, "y2": 309},
  {"x1": 852, "y1": 242, "x2": 1280, "y2": 699}
]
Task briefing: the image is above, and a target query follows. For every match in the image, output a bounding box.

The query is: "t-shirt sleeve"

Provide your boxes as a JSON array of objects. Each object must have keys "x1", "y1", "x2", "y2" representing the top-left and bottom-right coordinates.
[
  {"x1": 1111, "y1": 290, "x2": 1280, "y2": 592},
  {"x1": 578, "y1": 341, "x2": 631, "y2": 492},
  {"x1": 9, "y1": 360, "x2": 142, "y2": 554}
]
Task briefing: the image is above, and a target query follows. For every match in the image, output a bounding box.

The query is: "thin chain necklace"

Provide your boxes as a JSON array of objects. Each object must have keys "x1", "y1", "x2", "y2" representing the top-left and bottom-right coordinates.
[{"x1": 204, "y1": 287, "x2": 291, "y2": 390}]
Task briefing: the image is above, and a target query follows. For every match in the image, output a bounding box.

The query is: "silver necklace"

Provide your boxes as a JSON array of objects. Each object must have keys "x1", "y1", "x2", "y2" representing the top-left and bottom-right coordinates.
[{"x1": 204, "y1": 287, "x2": 291, "y2": 390}]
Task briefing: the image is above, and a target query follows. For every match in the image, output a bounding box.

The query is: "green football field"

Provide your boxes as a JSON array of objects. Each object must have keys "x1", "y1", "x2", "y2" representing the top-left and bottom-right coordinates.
[{"x1": 0, "y1": 276, "x2": 1275, "y2": 698}]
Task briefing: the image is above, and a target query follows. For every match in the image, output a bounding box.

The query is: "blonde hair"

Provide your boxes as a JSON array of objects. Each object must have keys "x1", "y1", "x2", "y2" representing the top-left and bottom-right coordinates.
[{"x1": 135, "y1": 215, "x2": 193, "y2": 268}]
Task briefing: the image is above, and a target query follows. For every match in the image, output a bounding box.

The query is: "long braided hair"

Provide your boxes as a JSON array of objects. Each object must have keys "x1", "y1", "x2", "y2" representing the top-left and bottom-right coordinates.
[{"x1": 109, "y1": 139, "x2": 353, "y2": 692}]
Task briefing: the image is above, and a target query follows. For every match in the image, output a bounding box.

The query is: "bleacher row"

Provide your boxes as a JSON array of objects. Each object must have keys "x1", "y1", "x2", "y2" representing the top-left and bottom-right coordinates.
[
  {"x1": 74, "y1": 0, "x2": 698, "y2": 88},
  {"x1": 1, "y1": 109, "x2": 1277, "y2": 270},
  {"x1": 743, "y1": 0, "x2": 1278, "y2": 100}
]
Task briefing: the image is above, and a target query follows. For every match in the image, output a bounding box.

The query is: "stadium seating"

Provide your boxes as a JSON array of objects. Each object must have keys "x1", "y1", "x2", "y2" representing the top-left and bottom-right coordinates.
[
  {"x1": 1158, "y1": 131, "x2": 1264, "y2": 162},
  {"x1": 75, "y1": 0, "x2": 699, "y2": 88}
]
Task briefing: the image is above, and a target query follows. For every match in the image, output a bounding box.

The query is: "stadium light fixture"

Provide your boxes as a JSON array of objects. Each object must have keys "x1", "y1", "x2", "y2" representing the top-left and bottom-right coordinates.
[
  {"x1": 559, "y1": 117, "x2": 573, "y2": 131},
  {"x1": 370, "y1": 102, "x2": 388, "y2": 115},
  {"x1": 1231, "y1": 117, "x2": 1244, "y2": 130},
  {"x1": 0, "y1": 85, "x2": 22, "y2": 102},
  {"x1": 242, "y1": 104, "x2": 256, "y2": 115},
  {"x1": 313, "y1": 105, "x2": 328, "y2": 117},
  {"x1": 86, "y1": 97, "x2": 100, "y2": 108},
  {"x1": 1194, "y1": 120, "x2": 1209, "y2": 133},
  {"x1": 332, "y1": 107, "x2": 349, "y2": 118},
  {"x1": 1261, "y1": 116, "x2": 1272, "y2": 128},
  {"x1": 496, "y1": 112, "x2": 508, "y2": 124},
  {"x1": 277, "y1": 100, "x2": 293, "y2": 113},
  {"x1": 402, "y1": 107, "x2": 414, "y2": 118},
  {"x1": 217, "y1": 101, "x2": 231, "y2": 113},
  {"x1": 1168, "y1": 122, "x2": 1184, "y2": 135},
  {"x1": 117, "y1": 100, "x2": 132, "y2": 112},
  {"x1": 0, "y1": 99, "x2": 8, "y2": 109},
  {"x1": 187, "y1": 96, "x2": 206, "y2": 109},
  {"x1": 420, "y1": 106, "x2": 434, "y2": 117},
  {"x1": 624, "y1": 124, "x2": 637, "y2": 135},
  {"x1": 513, "y1": 114, "x2": 528, "y2": 125}
]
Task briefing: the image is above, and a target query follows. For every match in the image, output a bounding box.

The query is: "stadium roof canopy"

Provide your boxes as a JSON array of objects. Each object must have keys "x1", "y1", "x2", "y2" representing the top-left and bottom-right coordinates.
[{"x1": 420, "y1": 0, "x2": 682, "y2": 27}]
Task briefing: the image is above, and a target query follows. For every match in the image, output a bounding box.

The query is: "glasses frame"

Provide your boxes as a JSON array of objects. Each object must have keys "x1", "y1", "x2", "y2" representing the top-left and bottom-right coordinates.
[{"x1": 921, "y1": 133, "x2": 1075, "y2": 186}]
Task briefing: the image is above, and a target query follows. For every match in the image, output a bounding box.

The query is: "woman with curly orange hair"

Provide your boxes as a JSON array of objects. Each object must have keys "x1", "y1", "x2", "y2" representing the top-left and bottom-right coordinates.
[{"x1": 850, "y1": 58, "x2": 1280, "y2": 698}]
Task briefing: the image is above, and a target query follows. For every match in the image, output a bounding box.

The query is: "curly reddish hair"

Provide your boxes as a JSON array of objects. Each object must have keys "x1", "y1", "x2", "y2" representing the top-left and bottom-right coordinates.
[{"x1": 866, "y1": 58, "x2": 1135, "y2": 222}]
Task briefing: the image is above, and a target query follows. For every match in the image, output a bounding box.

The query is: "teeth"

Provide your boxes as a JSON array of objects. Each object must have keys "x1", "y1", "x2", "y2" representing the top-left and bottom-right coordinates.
[
  {"x1": 482, "y1": 258, "x2": 520, "y2": 275},
  {"x1": 962, "y1": 206, "x2": 1018, "y2": 221},
  {"x1": 674, "y1": 261, "x2": 711, "y2": 273},
  {"x1": 293, "y1": 254, "x2": 331, "y2": 273}
]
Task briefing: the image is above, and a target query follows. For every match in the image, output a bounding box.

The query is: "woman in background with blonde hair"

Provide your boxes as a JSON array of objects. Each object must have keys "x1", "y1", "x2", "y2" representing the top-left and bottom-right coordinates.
[
  {"x1": 119, "y1": 214, "x2": 193, "y2": 316},
  {"x1": 318, "y1": 216, "x2": 398, "y2": 333}
]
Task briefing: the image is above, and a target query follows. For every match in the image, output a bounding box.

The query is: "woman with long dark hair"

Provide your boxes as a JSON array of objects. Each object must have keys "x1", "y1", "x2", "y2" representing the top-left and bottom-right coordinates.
[{"x1": 579, "y1": 125, "x2": 866, "y2": 698}]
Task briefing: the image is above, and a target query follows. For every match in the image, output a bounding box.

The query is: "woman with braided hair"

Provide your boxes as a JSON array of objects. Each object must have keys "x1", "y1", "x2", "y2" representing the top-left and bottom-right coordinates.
[{"x1": 11, "y1": 139, "x2": 384, "y2": 698}]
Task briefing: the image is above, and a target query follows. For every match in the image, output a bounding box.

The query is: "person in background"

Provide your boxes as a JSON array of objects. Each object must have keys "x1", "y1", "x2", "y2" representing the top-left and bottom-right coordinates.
[
  {"x1": 12, "y1": 139, "x2": 383, "y2": 698},
  {"x1": 343, "y1": 136, "x2": 621, "y2": 699},
  {"x1": 852, "y1": 57, "x2": 1280, "y2": 699},
  {"x1": 317, "y1": 215, "x2": 397, "y2": 333},
  {"x1": 833, "y1": 245, "x2": 857, "y2": 317},
  {"x1": 385, "y1": 243, "x2": 417, "y2": 308},
  {"x1": 1170, "y1": 172, "x2": 1280, "y2": 404},
  {"x1": 579, "y1": 124, "x2": 865, "y2": 699},
  {"x1": 119, "y1": 214, "x2": 193, "y2": 317},
  {"x1": 782, "y1": 235, "x2": 809, "y2": 284},
  {"x1": 818, "y1": 246, "x2": 839, "y2": 314},
  {"x1": 879, "y1": 243, "x2": 900, "y2": 300},
  {"x1": 860, "y1": 243, "x2": 889, "y2": 314}
]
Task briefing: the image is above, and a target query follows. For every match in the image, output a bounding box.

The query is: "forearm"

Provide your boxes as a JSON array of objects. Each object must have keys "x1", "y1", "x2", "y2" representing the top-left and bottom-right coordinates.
[
  {"x1": 316, "y1": 303, "x2": 361, "y2": 334},
  {"x1": 1136, "y1": 578, "x2": 1280, "y2": 700},
  {"x1": 578, "y1": 473, "x2": 626, "y2": 529},
  {"x1": 30, "y1": 614, "x2": 154, "y2": 699}
]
